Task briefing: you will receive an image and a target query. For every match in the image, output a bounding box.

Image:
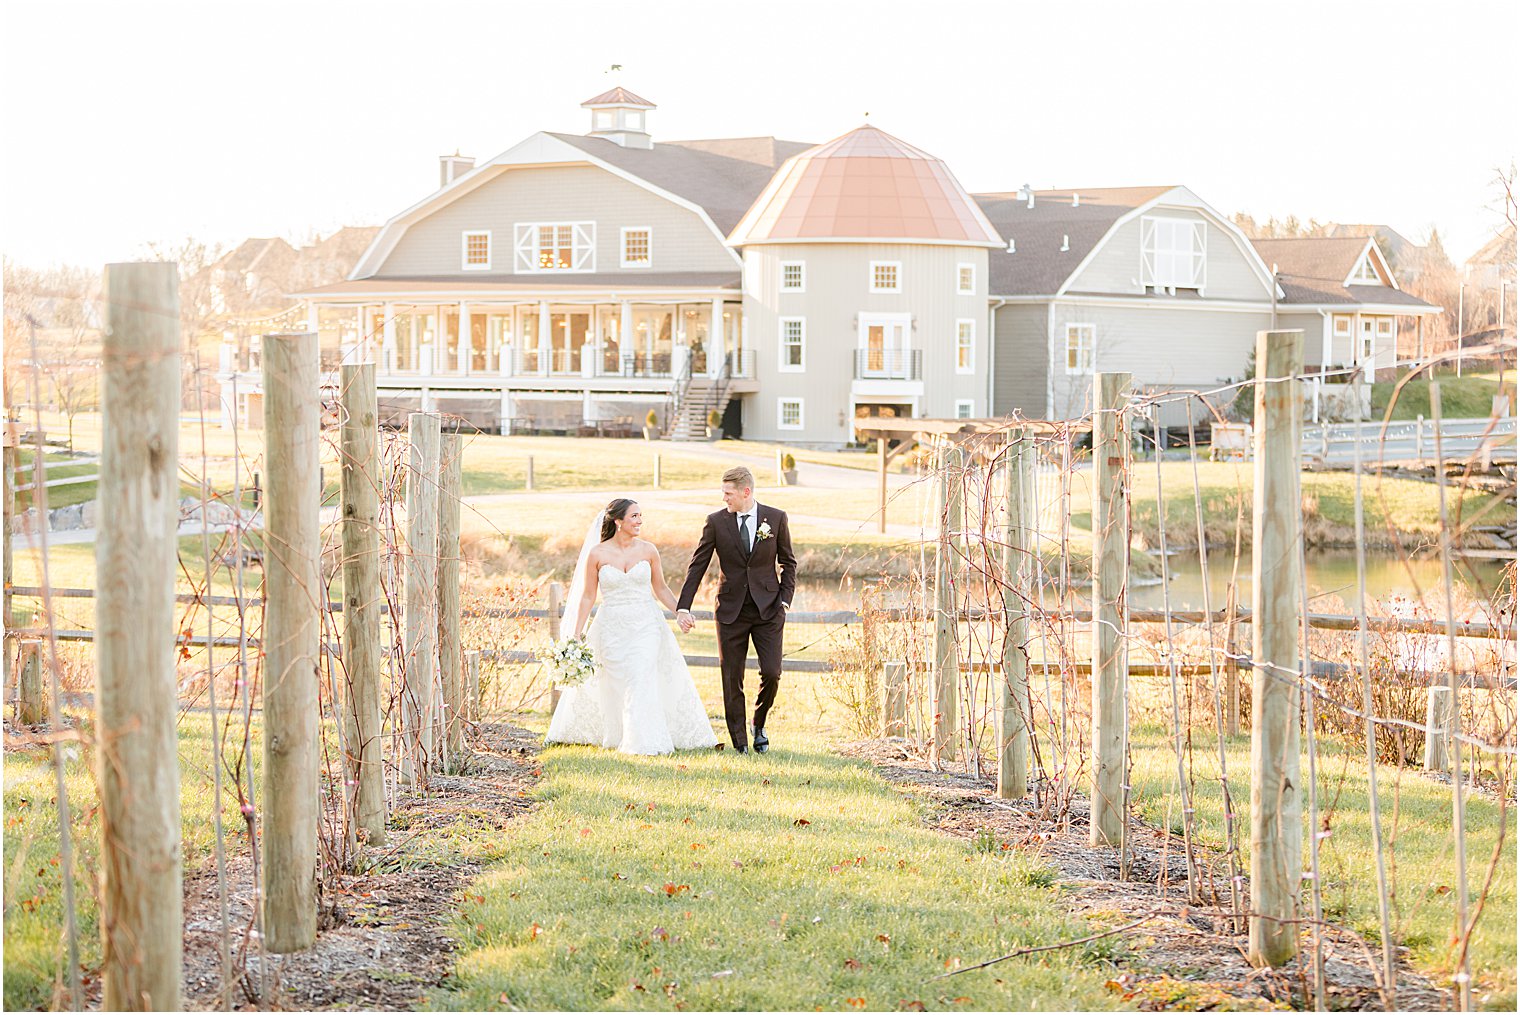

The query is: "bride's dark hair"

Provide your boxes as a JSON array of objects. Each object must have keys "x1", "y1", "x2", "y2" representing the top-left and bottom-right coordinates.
[{"x1": 601, "y1": 498, "x2": 636, "y2": 542}]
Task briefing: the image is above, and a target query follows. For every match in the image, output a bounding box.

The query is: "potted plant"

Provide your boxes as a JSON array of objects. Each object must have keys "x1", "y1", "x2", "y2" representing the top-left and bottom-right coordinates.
[
  {"x1": 781, "y1": 452, "x2": 798, "y2": 486},
  {"x1": 643, "y1": 409, "x2": 660, "y2": 441},
  {"x1": 705, "y1": 408, "x2": 724, "y2": 442}
]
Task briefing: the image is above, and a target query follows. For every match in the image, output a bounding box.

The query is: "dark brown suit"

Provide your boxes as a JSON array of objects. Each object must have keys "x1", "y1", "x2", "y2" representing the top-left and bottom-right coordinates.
[{"x1": 677, "y1": 504, "x2": 797, "y2": 749}]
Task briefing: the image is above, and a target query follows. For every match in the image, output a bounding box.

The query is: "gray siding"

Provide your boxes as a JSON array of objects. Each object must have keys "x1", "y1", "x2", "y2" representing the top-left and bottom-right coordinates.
[
  {"x1": 992, "y1": 303, "x2": 1048, "y2": 417},
  {"x1": 1048, "y1": 302, "x2": 1273, "y2": 421},
  {"x1": 377, "y1": 165, "x2": 737, "y2": 277},
  {"x1": 1067, "y1": 208, "x2": 1272, "y2": 301},
  {"x1": 741, "y1": 243, "x2": 990, "y2": 443}
]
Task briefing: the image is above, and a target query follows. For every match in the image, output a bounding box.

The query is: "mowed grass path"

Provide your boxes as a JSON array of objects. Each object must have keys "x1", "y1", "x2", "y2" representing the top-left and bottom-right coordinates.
[{"x1": 435, "y1": 743, "x2": 1123, "y2": 1012}]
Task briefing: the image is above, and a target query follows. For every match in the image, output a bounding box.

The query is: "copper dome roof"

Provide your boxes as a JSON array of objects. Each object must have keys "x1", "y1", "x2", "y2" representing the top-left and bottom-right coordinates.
[{"x1": 729, "y1": 125, "x2": 1002, "y2": 247}]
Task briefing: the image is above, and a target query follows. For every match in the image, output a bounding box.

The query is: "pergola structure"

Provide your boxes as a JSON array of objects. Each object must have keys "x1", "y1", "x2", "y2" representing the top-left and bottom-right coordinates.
[{"x1": 853, "y1": 415, "x2": 1092, "y2": 534}]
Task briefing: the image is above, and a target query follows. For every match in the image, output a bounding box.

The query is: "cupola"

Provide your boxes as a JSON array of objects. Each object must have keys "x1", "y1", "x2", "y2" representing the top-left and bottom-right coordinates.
[{"x1": 581, "y1": 87, "x2": 655, "y2": 149}]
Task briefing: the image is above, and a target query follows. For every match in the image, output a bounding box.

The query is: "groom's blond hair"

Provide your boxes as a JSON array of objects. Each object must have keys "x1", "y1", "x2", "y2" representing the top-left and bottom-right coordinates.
[{"x1": 722, "y1": 466, "x2": 755, "y2": 490}]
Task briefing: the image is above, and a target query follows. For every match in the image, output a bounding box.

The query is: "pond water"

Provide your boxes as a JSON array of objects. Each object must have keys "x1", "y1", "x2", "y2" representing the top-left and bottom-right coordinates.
[{"x1": 787, "y1": 551, "x2": 1509, "y2": 614}]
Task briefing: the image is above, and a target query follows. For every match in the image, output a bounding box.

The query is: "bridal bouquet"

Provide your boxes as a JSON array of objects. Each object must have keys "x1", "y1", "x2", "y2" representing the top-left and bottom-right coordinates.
[{"x1": 544, "y1": 636, "x2": 595, "y2": 688}]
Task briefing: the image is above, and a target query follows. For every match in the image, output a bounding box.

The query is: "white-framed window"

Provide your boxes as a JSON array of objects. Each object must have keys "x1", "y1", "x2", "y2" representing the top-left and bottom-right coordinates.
[
  {"x1": 461, "y1": 230, "x2": 491, "y2": 271},
  {"x1": 1065, "y1": 323, "x2": 1094, "y2": 374},
  {"x1": 780, "y1": 261, "x2": 806, "y2": 292},
  {"x1": 1352, "y1": 253, "x2": 1381, "y2": 284},
  {"x1": 870, "y1": 261, "x2": 901, "y2": 293},
  {"x1": 513, "y1": 222, "x2": 596, "y2": 272},
  {"x1": 1376, "y1": 317, "x2": 1393, "y2": 338},
  {"x1": 1140, "y1": 216, "x2": 1206, "y2": 291},
  {"x1": 1359, "y1": 319, "x2": 1376, "y2": 363},
  {"x1": 957, "y1": 263, "x2": 975, "y2": 294},
  {"x1": 594, "y1": 109, "x2": 615, "y2": 130},
  {"x1": 778, "y1": 317, "x2": 806, "y2": 371},
  {"x1": 777, "y1": 397, "x2": 804, "y2": 430},
  {"x1": 955, "y1": 319, "x2": 975, "y2": 373},
  {"x1": 621, "y1": 227, "x2": 652, "y2": 268},
  {"x1": 955, "y1": 399, "x2": 975, "y2": 419},
  {"x1": 1333, "y1": 315, "x2": 1352, "y2": 338}
]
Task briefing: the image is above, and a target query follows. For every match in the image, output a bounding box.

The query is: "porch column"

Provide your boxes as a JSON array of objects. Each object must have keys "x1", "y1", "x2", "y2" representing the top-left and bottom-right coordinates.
[
  {"x1": 589, "y1": 305, "x2": 602, "y2": 377},
  {"x1": 583, "y1": 388, "x2": 594, "y2": 423},
  {"x1": 382, "y1": 303, "x2": 397, "y2": 373},
  {"x1": 499, "y1": 389, "x2": 513, "y2": 432},
  {"x1": 458, "y1": 302, "x2": 471, "y2": 374},
  {"x1": 307, "y1": 301, "x2": 319, "y2": 337},
  {"x1": 499, "y1": 306, "x2": 514, "y2": 377},
  {"x1": 709, "y1": 298, "x2": 724, "y2": 377},
  {"x1": 620, "y1": 300, "x2": 633, "y2": 374},
  {"x1": 538, "y1": 301, "x2": 550, "y2": 377}
]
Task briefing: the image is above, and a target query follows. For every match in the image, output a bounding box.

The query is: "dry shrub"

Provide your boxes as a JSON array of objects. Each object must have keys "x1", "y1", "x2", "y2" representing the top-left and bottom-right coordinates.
[
  {"x1": 460, "y1": 571, "x2": 545, "y2": 714},
  {"x1": 822, "y1": 628, "x2": 881, "y2": 739}
]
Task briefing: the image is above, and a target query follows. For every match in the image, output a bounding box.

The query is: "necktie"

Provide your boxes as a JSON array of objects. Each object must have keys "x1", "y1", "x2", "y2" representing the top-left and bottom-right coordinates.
[{"x1": 738, "y1": 514, "x2": 750, "y2": 553}]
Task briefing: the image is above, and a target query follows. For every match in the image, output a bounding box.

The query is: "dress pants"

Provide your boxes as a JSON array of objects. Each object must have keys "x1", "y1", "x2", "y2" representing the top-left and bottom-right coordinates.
[{"x1": 716, "y1": 589, "x2": 783, "y2": 748}]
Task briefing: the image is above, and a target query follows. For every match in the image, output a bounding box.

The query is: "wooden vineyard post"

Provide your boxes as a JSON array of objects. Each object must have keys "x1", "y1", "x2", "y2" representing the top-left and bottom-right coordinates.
[
  {"x1": 339, "y1": 362, "x2": 385, "y2": 846},
  {"x1": 1090, "y1": 372, "x2": 1130, "y2": 849},
  {"x1": 653, "y1": 453, "x2": 662, "y2": 489},
  {"x1": 96, "y1": 261, "x2": 184, "y2": 1007},
  {"x1": 881, "y1": 661, "x2": 907, "y2": 737},
  {"x1": 261, "y1": 330, "x2": 322, "y2": 953},
  {"x1": 1422, "y1": 687, "x2": 1456, "y2": 772},
  {"x1": 999, "y1": 429, "x2": 1033, "y2": 799},
  {"x1": 548, "y1": 580, "x2": 564, "y2": 712},
  {"x1": 402, "y1": 411, "x2": 441, "y2": 784},
  {"x1": 931, "y1": 441, "x2": 962, "y2": 766},
  {"x1": 465, "y1": 650, "x2": 481, "y2": 722},
  {"x1": 1247, "y1": 329, "x2": 1304, "y2": 968},
  {"x1": 16, "y1": 638, "x2": 44, "y2": 725},
  {"x1": 525, "y1": 454, "x2": 534, "y2": 491},
  {"x1": 438, "y1": 432, "x2": 465, "y2": 772}
]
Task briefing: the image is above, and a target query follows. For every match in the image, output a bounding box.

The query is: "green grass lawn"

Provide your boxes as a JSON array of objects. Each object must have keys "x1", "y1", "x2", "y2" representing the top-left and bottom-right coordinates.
[
  {"x1": 1127, "y1": 724, "x2": 1517, "y2": 1009},
  {"x1": 1372, "y1": 370, "x2": 1517, "y2": 422},
  {"x1": 434, "y1": 740, "x2": 1123, "y2": 1012},
  {"x1": 3, "y1": 712, "x2": 258, "y2": 1010}
]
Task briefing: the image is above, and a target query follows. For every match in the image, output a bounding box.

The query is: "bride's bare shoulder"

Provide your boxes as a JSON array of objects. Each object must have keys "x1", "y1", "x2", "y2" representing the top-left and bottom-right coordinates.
[{"x1": 636, "y1": 539, "x2": 663, "y2": 558}]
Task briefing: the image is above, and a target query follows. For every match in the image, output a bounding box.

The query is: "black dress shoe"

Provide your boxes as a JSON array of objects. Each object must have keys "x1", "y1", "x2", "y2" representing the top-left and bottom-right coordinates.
[
  {"x1": 753, "y1": 727, "x2": 769, "y2": 754},
  {"x1": 735, "y1": 744, "x2": 749, "y2": 755}
]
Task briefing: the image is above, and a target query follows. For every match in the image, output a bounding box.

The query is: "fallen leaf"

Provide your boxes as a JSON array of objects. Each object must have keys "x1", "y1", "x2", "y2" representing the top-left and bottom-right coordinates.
[
  {"x1": 794, "y1": 818, "x2": 811, "y2": 827},
  {"x1": 843, "y1": 958, "x2": 862, "y2": 971}
]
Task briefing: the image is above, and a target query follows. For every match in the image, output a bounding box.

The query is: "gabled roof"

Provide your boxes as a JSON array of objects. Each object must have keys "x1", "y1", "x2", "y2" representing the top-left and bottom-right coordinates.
[
  {"x1": 548, "y1": 133, "x2": 813, "y2": 235},
  {"x1": 974, "y1": 186, "x2": 1173, "y2": 295},
  {"x1": 728, "y1": 125, "x2": 1003, "y2": 247},
  {"x1": 1467, "y1": 224, "x2": 1516, "y2": 269},
  {"x1": 218, "y1": 237, "x2": 296, "y2": 275},
  {"x1": 1251, "y1": 236, "x2": 1438, "y2": 310},
  {"x1": 295, "y1": 270, "x2": 740, "y2": 299},
  {"x1": 581, "y1": 87, "x2": 655, "y2": 109}
]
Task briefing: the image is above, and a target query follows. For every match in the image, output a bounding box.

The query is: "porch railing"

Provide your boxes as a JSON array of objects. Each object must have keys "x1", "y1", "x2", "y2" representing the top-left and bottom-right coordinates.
[{"x1": 853, "y1": 348, "x2": 922, "y2": 380}]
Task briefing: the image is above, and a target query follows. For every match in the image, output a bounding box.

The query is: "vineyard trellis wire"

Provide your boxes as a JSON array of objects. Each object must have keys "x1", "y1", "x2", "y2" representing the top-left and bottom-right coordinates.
[{"x1": 1, "y1": 282, "x2": 1515, "y2": 1011}]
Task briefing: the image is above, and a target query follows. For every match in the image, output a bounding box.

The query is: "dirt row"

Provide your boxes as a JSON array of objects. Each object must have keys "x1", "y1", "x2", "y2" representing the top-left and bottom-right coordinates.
[{"x1": 835, "y1": 737, "x2": 1450, "y2": 1013}]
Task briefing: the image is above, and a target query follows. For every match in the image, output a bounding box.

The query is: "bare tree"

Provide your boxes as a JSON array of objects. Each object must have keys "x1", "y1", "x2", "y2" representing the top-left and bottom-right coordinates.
[{"x1": 2, "y1": 261, "x2": 102, "y2": 446}]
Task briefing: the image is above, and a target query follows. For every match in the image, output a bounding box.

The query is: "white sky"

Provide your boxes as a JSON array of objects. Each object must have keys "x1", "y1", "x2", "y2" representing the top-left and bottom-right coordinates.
[{"x1": 2, "y1": 0, "x2": 1515, "y2": 269}]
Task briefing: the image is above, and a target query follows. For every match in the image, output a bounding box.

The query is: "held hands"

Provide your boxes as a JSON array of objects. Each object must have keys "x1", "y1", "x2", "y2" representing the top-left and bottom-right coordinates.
[{"x1": 676, "y1": 609, "x2": 695, "y2": 634}]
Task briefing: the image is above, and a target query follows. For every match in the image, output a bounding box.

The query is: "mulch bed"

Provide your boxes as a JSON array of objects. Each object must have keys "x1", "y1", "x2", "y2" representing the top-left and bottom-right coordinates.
[
  {"x1": 172, "y1": 721, "x2": 543, "y2": 1011},
  {"x1": 836, "y1": 737, "x2": 1449, "y2": 1012}
]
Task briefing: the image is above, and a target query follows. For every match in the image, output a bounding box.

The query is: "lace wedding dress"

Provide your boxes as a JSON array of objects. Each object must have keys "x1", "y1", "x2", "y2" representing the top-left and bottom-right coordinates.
[{"x1": 545, "y1": 559, "x2": 718, "y2": 755}]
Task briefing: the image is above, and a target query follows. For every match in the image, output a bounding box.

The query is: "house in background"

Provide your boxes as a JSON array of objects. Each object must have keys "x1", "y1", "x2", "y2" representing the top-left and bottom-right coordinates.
[
  {"x1": 728, "y1": 125, "x2": 1002, "y2": 442},
  {"x1": 210, "y1": 237, "x2": 299, "y2": 315},
  {"x1": 215, "y1": 86, "x2": 1450, "y2": 440},
  {"x1": 979, "y1": 186, "x2": 1279, "y2": 424},
  {"x1": 1252, "y1": 236, "x2": 1440, "y2": 414},
  {"x1": 260, "y1": 87, "x2": 806, "y2": 435}
]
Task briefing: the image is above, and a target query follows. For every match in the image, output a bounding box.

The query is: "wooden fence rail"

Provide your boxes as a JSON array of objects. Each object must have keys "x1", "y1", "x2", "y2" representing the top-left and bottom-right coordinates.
[{"x1": 11, "y1": 585, "x2": 1516, "y2": 640}]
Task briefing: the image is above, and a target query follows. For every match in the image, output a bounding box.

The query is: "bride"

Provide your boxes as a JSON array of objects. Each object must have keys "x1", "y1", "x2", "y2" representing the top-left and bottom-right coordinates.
[{"x1": 544, "y1": 498, "x2": 718, "y2": 754}]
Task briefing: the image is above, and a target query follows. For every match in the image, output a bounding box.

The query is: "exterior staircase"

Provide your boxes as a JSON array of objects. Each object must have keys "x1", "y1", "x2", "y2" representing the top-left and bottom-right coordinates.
[{"x1": 665, "y1": 360, "x2": 735, "y2": 441}]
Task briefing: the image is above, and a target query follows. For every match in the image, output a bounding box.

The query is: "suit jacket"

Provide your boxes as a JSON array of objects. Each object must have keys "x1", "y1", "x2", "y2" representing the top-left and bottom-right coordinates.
[{"x1": 677, "y1": 503, "x2": 797, "y2": 625}]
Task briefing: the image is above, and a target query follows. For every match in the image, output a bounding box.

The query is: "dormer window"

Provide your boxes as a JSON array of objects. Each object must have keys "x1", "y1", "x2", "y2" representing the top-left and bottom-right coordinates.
[
  {"x1": 1141, "y1": 216, "x2": 1206, "y2": 292},
  {"x1": 1351, "y1": 252, "x2": 1382, "y2": 284}
]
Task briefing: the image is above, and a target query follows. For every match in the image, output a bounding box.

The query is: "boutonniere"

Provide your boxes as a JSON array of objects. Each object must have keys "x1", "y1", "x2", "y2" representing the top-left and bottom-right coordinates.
[{"x1": 756, "y1": 520, "x2": 774, "y2": 542}]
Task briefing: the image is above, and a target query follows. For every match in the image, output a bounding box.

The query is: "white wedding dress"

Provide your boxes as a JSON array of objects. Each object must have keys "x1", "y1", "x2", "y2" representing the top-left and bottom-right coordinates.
[{"x1": 544, "y1": 559, "x2": 718, "y2": 755}]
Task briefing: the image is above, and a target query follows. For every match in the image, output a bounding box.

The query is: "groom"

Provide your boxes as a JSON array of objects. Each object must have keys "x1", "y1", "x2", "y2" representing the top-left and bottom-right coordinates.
[{"x1": 676, "y1": 466, "x2": 796, "y2": 754}]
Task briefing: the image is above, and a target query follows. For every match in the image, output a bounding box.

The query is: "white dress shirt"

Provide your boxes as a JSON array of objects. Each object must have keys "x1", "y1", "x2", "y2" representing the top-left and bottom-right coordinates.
[{"x1": 733, "y1": 504, "x2": 757, "y2": 552}]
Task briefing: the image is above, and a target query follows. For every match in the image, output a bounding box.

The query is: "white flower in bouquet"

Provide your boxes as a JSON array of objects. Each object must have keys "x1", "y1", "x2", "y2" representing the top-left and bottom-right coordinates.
[{"x1": 544, "y1": 636, "x2": 595, "y2": 687}]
